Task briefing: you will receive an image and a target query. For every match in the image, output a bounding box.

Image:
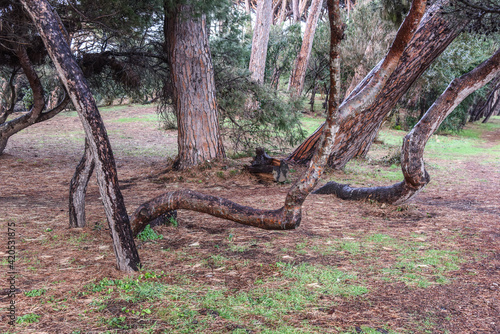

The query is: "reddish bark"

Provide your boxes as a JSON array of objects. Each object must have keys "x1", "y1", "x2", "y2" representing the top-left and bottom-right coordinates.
[
  {"x1": 164, "y1": 4, "x2": 225, "y2": 169},
  {"x1": 131, "y1": 0, "x2": 347, "y2": 236}
]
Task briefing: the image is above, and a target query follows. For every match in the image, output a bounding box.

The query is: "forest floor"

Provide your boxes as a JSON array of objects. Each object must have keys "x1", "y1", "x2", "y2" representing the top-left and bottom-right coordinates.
[{"x1": 0, "y1": 105, "x2": 499, "y2": 334}]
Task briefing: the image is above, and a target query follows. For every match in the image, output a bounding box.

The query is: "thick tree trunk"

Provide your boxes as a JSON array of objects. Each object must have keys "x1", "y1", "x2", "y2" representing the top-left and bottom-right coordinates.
[
  {"x1": 249, "y1": 0, "x2": 273, "y2": 84},
  {"x1": 287, "y1": 0, "x2": 467, "y2": 167},
  {"x1": 131, "y1": 0, "x2": 346, "y2": 236},
  {"x1": 69, "y1": 139, "x2": 95, "y2": 228},
  {"x1": 315, "y1": 48, "x2": 500, "y2": 204},
  {"x1": 21, "y1": 0, "x2": 140, "y2": 272},
  {"x1": 288, "y1": 0, "x2": 323, "y2": 96},
  {"x1": 164, "y1": 4, "x2": 225, "y2": 170}
]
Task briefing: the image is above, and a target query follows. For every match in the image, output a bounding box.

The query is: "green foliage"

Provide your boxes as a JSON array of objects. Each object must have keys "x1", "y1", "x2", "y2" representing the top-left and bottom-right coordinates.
[
  {"x1": 24, "y1": 288, "x2": 47, "y2": 297},
  {"x1": 399, "y1": 33, "x2": 499, "y2": 132},
  {"x1": 21, "y1": 87, "x2": 33, "y2": 110},
  {"x1": 209, "y1": 8, "x2": 306, "y2": 155},
  {"x1": 137, "y1": 225, "x2": 163, "y2": 242},
  {"x1": 265, "y1": 23, "x2": 303, "y2": 88},
  {"x1": 16, "y1": 313, "x2": 41, "y2": 324}
]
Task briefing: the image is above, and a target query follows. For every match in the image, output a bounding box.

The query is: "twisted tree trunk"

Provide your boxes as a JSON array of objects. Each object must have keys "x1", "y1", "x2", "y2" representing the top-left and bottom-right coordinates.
[
  {"x1": 0, "y1": 46, "x2": 69, "y2": 156},
  {"x1": 21, "y1": 0, "x2": 140, "y2": 272},
  {"x1": 315, "y1": 48, "x2": 500, "y2": 204}
]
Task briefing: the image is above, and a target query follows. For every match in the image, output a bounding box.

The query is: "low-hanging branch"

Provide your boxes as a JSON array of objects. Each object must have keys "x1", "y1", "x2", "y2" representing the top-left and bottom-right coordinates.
[
  {"x1": 0, "y1": 45, "x2": 69, "y2": 155},
  {"x1": 314, "y1": 48, "x2": 500, "y2": 205},
  {"x1": 129, "y1": 0, "x2": 426, "y2": 235}
]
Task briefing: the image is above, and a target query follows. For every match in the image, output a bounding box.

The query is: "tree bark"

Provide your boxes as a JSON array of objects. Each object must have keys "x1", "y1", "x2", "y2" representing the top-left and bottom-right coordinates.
[
  {"x1": 164, "y1": 4, "x2": 225, "y2": 170},
  {"x1": 287, "y1": 0, "x2": 467, "y2": 167},
  {"x1": 249, "y1": 0, "x2": 273, "y2": 84},
  {"x1": 131, "y1": 0, "x2": 347, "y2": 236},
  {"x1": 69, "y1": 139, "x2": 95, "y2": 228},
  {"x1": 288, "y1": 0, "x2": 323, "y2": 96},
  {"x1": 21, "y1": 0, "x2": 140, "y2": 272},
  {"x1": 315, "y1": 48, "x2": 500, "y2": 204}
]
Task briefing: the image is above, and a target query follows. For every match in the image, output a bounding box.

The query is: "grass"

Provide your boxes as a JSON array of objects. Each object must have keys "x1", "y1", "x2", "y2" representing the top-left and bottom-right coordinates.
[{"x1": 76, "y1": 261, "x2": 369, "y2": 332}]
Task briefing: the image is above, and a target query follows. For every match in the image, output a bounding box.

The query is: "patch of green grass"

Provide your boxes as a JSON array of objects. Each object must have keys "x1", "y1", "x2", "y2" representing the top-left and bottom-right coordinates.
[
  {"x1": 380, "y1": 248, "x2": 464, "y2": 287},
  {"x1": 137, "y1": 225, "x2": 163, "y2": 242},
  {"x1": 301, "y1": 116, "x2": 324, "y2": 136},
  {"x1": 339, "y1": 326, "x2": 401, "y2": 334},
  {"x1": 24, "y1": 288, "x2": 47, "y2": 297},
  {"x1": 108, "y1": 114, "x2": 159, "y2": 123},
  {"x1": 16, "y1": 313, "x2": 41, "y2": 324}
]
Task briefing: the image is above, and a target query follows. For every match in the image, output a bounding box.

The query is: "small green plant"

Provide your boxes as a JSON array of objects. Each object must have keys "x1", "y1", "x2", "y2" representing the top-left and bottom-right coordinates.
[
  {"x1": 24, "y1": 288, "x2": 47, "y2": 297},
  {"x1": 105, "y1": 316, "x2": 128, "y2": 329},
  {"x1": 137, "y1": 225, "x2": 163, "y2": 242},
  {"x1": 17, "y1": 313, "x2": 41, "y2": 324},
  {"x1": 168, "y1": 216, "x2": 178, "y2": 227}
]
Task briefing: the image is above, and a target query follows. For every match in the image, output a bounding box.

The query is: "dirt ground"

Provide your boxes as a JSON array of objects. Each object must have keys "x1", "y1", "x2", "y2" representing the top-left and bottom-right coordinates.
[{"x1": 0, "y1": 106, "x2": 499, "y2": 333}]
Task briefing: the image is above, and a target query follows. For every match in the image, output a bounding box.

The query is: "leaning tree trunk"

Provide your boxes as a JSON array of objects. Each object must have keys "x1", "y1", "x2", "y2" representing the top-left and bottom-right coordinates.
[
  {"x1": 130, "y1": 0, "x2": 425, "y2": 236},
  {"x1": 21, "y1": 0, "x2": 140, "y2": 272},
  {"x1": 165, "y1": 4, "x2": 225, "y2": 170},
  {"x1": 315, "y1": 48, "x2": 500, "y2": 204},
  {"x1": 287, "y1": 0, "x2": 468, "y2": 167},
  {"x1": 288, "y1": 0, "x2": 323, "y2": 96},
  {"x1": 248, "y1": 0, "x2": 273, "y2": 84},
  {"x1": 69, "y1": 139, "x2": 95, "y2": 228}
]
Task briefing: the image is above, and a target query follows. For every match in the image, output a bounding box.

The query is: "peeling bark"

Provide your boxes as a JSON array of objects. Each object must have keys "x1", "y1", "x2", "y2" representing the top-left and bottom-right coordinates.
[
  {"x1": 69, "y1": 139, "x2": 95, "y2": 228},
  {"x1": 21, "y1": 0, "x2": 140, "y2": 272},
  {"x1": 315, "y1": 48, "x2": 500, "y2": 204}
]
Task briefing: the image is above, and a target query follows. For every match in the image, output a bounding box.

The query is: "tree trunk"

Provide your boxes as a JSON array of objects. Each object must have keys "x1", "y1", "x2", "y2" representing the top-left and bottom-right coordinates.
[
  {"x1": 164, "y1": 4, "x2": 225, "y2": 170},
  {"x1": 288, "y1": 0, "x2": 323, "y2": 96},
  {"x1": 21, "y1": 0, "x2": 140, "y2": 272},
  {"x1": 292, "y1": 0, "x2": 300, "y2": 22},
  {"x1": 315, "y1": 48, "x2": 500, "y2": 204},
  {"x1": 69, "y1": 139, "x2": 95, "y2": 228},
  {"x1": 249, "y1": 0, "x2": 273, "y2": 84},
  {"x1": 287, "y1": 0, "x2": 468, "y2": 168}
]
